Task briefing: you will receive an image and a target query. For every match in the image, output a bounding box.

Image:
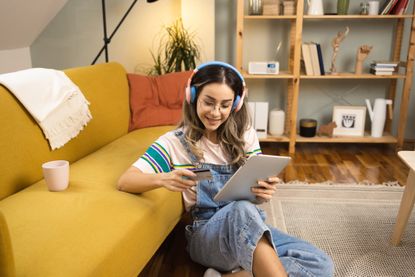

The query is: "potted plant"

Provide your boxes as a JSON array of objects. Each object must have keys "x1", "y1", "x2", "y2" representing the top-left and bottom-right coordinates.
[{"x1": 148, "y1": 18, "x2": 201, "y2": 75}]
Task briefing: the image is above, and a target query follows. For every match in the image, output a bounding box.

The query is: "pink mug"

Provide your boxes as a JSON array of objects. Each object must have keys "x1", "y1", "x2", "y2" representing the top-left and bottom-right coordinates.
[{"x1": 42, "y1": 160, "x2": 70, "y2": 192}]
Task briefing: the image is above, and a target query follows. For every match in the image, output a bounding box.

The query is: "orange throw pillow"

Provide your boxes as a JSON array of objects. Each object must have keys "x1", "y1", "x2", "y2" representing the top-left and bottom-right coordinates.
[{"x1": 128, "y1": 71, "x2": 192, "y2": 131}]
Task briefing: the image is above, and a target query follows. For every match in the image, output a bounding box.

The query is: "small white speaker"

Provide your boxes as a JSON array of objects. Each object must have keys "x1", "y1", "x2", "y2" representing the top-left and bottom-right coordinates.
[{"x1": 248, "y1": 61, "x2": 279, "y2": 74}]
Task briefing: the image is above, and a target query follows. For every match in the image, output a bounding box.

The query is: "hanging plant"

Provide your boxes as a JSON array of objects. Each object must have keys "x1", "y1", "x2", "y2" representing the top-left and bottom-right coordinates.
[{"x1": 148, "y1": 18, "x2": 201, "y2": 75}]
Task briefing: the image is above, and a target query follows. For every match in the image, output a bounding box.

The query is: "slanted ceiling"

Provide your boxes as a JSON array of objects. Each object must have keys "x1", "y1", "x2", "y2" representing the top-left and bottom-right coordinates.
[{"x1": 0, "y1": 0, "x2": 69, "y2": 50}]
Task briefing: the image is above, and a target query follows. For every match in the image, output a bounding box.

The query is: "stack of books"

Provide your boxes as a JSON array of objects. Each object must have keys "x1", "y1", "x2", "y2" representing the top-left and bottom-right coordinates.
[
  {"x1": 301, "y1": 42, "x2": 325, "y2": 76},
  {"x1": 370, "y1": 61, "x2": 399, "y2": 75},
  {"x1": 380, "y1": 0, "x2": 410, "y2": 15},
  {"x1": 282, "y1": 1, "x2": 295, "y2": 15},
  {"x1": 263, "y1": 0, "x2": 280, "y2": 15}
]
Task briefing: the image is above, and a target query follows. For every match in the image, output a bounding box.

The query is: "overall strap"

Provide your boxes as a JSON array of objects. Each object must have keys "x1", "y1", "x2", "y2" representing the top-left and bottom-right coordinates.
[{"x1": 174, "y1": 130, "x2": 199, "y2": 166}]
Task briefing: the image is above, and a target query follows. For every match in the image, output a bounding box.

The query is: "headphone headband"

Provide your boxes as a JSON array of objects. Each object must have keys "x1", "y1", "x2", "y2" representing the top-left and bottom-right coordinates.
[{"x1": 185, "y1": 61, "x2": 247, "y2": 112}]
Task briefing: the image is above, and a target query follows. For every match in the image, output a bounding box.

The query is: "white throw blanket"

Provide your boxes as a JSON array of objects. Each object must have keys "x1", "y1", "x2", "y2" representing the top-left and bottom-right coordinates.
[{"x1": 0, "y1": 68, "x2": 92, "y2": 150}]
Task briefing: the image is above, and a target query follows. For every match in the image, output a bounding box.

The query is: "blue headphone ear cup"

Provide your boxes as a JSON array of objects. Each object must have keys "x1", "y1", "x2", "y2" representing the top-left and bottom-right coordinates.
[
  {"x1": 190, "y1": 86, "x2": 197, "y2": 103},
  {"x1": 232, "y1": 95, "x2": 241, "y2": 111}
]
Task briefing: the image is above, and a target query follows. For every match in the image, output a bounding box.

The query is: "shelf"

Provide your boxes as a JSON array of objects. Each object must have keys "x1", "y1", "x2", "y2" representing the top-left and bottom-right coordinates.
[
  {"x1": 242, "y1": 71, "x2": 294, "y2": 79},
  {"x1": 244, "y1": 15, "x2": 296, "y2": 20},
  {"x1": 303, "y1": 15, "x2": 414, "y2": 19},
  {"x1": 259, "y1": 133, "x2": 397, "y2": 143},
  {"x1": 300, "y1": 73, "x2": 406, "y2": 79},
  {"x1": 259, "y1": 135, "x2": 290, "y2": 142},
  {"x1": 296, "y1": 132, "x2": 397, "y2": 143},
  {"x1": 244, "y1": 15, "x2": 414, "y2": 20}
]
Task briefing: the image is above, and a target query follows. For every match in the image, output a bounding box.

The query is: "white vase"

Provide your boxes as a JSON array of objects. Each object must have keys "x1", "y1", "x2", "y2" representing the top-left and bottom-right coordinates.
[
  {"x1": 365, "y1": 98, "x2": 393, "y2": 138},
  {"x1": 307, "y1": 0, "x2": 324, "y2": 15},
  {"x1": 269, "y1": 110, "x2": 285, "y2": 136}
]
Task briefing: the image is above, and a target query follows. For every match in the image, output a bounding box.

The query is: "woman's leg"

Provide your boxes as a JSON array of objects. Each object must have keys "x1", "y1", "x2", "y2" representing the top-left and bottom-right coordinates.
[
  {"x1": 270, "y1": 227, "x2": 335, "y2": 277},
  {"x1": 188, "y1": 200, "x2": 271, "y2": 272},
  {"x1": 252, "y1": 235, "x2": 287, "y2": 276},
  {"x1": 189, "y1": 200, "x2": 333, "y2": 276},
  {"x1": 212, "y1": 225, "x2": 334, "y2": 277},
  {"x1": 220, "y1": 235, "x2": 289, "y2": 277},
  {"x1": 189, "y1": 201, "x2": 288, "y2": 275}
]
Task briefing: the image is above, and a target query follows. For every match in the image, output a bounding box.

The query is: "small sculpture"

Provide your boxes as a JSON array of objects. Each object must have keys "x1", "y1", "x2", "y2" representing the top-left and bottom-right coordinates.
[
  {"x1": 317, "y1": 121, "x2": 337, "y2": 137},
  {"x1": 355, "y1": 45, "x2": 373, "y2": 74},
  {"x1": 360, "y1": 2, "x2": 369, "y2": 15},
  {"x1": 330, "y1": 27, "x2": 350, "y2": 74}
]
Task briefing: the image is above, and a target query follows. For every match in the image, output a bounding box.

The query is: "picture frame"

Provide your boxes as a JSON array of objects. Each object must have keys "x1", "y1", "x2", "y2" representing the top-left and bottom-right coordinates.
[{"x1": 332, "y1": 106, "x2": 366, "y2": 136}]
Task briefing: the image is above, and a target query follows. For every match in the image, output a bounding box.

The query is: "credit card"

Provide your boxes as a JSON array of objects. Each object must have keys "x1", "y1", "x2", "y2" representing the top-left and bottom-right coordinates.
[{"x1": 192, "y1": 168, "x2": 213, "y2": 181}]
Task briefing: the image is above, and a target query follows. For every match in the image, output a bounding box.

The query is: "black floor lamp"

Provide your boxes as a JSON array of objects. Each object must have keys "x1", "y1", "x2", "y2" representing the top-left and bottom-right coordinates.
[{"x1": 92, "y1": 0, "x2": 159, "y2": 65}]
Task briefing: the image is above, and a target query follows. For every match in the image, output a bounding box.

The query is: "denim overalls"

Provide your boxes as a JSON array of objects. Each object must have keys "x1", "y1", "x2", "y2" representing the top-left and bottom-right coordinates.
[{"x1": 176, "y1": 131, "x2": 334, "y2": 276}]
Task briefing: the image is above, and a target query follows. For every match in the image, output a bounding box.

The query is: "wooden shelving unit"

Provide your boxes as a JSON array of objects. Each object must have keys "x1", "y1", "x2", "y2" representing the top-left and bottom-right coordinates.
[
  {"x1": 296, "y1": 132, "x2": 397, "y2": 143},
  {"x1": 236, "y1": 0, "x2": 415, "y2": 155},
  {"x1": 303, "y1": 15, "x2": 415, "y2": 19},
  {"x1": 300, "y1": 73, "x2": 406, "y2": 79}
]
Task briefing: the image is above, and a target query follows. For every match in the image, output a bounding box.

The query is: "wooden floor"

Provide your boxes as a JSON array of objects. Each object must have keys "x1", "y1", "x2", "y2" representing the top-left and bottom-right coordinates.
[
  {"x1": 138, "y1": 143, "x2": 411, "y2": 277},
  {"x1": 263, "y1": 142, "x2": 410, "y2": 185}
]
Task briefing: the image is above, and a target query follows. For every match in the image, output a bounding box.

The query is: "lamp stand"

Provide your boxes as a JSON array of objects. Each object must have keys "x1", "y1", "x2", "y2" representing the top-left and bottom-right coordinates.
[{"x1": 91, "y1": 0, "x2": 141, "y2": 65}]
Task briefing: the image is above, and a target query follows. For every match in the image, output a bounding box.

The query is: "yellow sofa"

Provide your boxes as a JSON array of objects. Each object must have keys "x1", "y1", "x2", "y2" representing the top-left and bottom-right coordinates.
[{"x1": 0, "y1": 62, "x2": 182, "y2": 277}]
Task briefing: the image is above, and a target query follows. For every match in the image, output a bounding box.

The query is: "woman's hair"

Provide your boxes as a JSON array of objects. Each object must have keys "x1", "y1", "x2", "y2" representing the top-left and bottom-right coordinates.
[{"x1": 179, "y1": 64, "x2": 251, "y2": 166}]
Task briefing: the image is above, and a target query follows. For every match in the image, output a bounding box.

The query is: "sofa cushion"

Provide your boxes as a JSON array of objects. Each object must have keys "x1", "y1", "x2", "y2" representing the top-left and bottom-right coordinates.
[
  {"x1": 0, "y1": 125, "x2": 181, "y2": 277},
  {"x1": 128, "y1": 71, "x2": 192, "y2": 131}
]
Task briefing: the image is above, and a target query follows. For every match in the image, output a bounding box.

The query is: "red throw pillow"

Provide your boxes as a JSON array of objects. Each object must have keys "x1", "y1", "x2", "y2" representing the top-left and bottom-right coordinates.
[{"x1": 128, "y1": 71, "x2": 192, "y2": 131}]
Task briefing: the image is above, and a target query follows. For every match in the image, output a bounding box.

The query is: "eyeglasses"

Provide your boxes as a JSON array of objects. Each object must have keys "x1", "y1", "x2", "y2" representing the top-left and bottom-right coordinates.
[{"x1": 199, "y1": 99, "x2": 233, "y2": 113}]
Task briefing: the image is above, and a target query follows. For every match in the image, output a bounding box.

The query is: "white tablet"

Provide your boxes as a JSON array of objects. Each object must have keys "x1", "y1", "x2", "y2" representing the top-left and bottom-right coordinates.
[{"x1": 213, "y1": 155, "x2": 291, "y2": 202}]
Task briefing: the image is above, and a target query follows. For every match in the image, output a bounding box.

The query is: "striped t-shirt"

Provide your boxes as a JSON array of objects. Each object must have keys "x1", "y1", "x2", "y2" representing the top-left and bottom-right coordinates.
[{"x1": 132, "y1": 127, "x2": 261, "y2": 211}]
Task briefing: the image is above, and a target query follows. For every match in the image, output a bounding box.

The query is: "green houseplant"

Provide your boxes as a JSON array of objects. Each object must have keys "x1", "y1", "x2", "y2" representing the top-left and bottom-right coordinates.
[{"x1": 148, "y1": 18, "x2": 201, "y2": 75}]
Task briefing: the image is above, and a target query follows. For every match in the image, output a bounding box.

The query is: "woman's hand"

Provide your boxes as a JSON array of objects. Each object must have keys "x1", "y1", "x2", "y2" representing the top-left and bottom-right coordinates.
[
  {"x1": 251, "y1": 176, "x2": 281, "y2": 204},
  {"x1": 160, "y1": 169, "x2": 198, "y2": 192}
]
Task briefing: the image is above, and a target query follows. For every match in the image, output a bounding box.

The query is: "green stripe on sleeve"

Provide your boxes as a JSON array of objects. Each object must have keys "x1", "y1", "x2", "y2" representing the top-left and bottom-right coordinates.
[
  {"x1": 147, "y1": 146, "x2": 171, "y2": 172},
  {"x1": 141, "y1": 156, "x2": 160, "y2": 173},
  {"x1": 246, "y1": 148, "x2": 262, "y2": 156}
]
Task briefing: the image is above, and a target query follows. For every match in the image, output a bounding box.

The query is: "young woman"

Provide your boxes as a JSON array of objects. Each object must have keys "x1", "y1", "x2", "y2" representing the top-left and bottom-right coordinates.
[{"x1": 118, "y1": 61, "x2": 334, "y2": 277}]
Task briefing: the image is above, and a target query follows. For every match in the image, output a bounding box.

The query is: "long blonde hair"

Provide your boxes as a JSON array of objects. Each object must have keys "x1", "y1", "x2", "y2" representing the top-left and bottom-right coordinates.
[{"x1": 179, "y1": 64, "x2": 251, "y2": 166}]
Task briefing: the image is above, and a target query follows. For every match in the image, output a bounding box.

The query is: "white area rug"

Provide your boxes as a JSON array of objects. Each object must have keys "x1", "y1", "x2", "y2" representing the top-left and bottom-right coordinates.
[{"x1": 261, "y1": 183, "x2": 415, "y2": 277}]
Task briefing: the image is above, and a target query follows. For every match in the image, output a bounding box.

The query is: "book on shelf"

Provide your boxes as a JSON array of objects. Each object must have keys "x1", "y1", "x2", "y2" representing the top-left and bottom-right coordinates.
[
  {"x1": 391, "y1": 0, "x2": 410, "y2": 15},
  {"x1": 309, "y1": 43, "x2": 321, "y2": 76},
  {"x1": 370, "y1": 65, "x2": 396, "y2": 71},
  {"x1": 315, "y1": 43, "x2": 325, "y2": 75},
  {"x1": 370, "y1": 68, "x2": 394, "y2": 75},
  {"x1": 388, "y1": 0, "x2": 400, "y2": 14},
  {"x1": 380, "y1": 0, "x2": 397, "y2": 15},
  {"x1": 301, "y1": 43, "x2": 314, "y2": 75},
  {"x1": 379, "y1": 0, "x2": 389, "y2": 14},
  {"x1": 371, "y1": 61, "x2": 399, "y2": 67},
  {"x1": 301, "y1": 42, "x2": 325, "y2": 76}
]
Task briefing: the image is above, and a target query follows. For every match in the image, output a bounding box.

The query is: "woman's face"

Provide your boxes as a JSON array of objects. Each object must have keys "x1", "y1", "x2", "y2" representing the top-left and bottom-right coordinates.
[{"x1": 196, "y1": 82, "x2": 235, "y2": 140}]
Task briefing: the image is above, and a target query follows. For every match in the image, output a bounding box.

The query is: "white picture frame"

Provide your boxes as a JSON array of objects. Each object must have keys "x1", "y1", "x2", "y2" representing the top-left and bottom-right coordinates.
[{"x1": 332, "y1": 106, "x2": 366, "y2": 137}]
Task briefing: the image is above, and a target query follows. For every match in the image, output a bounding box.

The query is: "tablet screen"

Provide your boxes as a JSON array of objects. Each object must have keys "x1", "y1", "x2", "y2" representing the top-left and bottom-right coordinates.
[{"x1": 213, "y1": 155, "x2": 291, "y2": 202}]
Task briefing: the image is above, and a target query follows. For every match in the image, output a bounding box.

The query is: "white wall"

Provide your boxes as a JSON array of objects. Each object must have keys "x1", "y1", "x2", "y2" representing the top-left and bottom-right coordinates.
[
  {"x1": 31, "y1": 0, "x2": 215, "y2": 73},
  {"x1": 181, "y1": 0, "x2": 215, "y2": 62},
  {"x1": 0, "y1": 47, "x2": 32, "y2": 74},
  {"x1": 106, "y1": 0, "x2": 182, "y2": 73},
  {"x1": 31, "y1": 0, "x2": 180, "y2": 72},
  {"x1": 0, "y1": 0, "x2": 69, "y2": 49}
]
